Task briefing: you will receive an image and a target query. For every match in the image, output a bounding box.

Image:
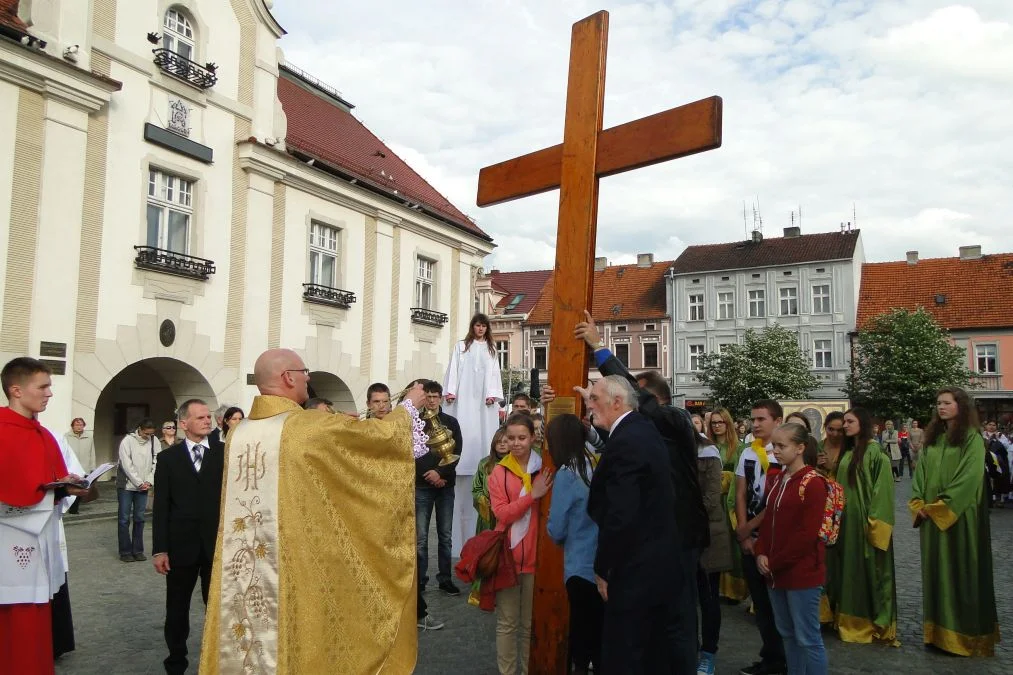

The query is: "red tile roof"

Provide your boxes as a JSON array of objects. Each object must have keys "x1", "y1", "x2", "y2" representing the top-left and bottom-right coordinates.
[
  {"x1": 0, "y1": 0, "x2": 28, "y2": 35},
  {"x1": 277, "y1": 71, "x2": 489, "y2": 240},
  {"x1": 672, "y1": 230, "x2": 861, "y2": 274},
  {"x1": 857, "y1": 253, "x2": 1013, "y2": 331},
  {"x1": 490, "y1": 269, "x2": 552, "y2": 315},
  {"x1": 526, "y1": 261, "x2": 672, "y2": 325}
]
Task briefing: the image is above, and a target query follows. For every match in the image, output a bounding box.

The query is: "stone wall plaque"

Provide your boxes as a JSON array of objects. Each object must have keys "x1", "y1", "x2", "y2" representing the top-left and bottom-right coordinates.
[
  {"x1": 39, "y1": 341, "x2": 67, "y2": 358},
  {"x1": 39, "y1": 359, "x2": 66, "y2": 375},
  {"x1": 159, "y1": 319, "x2": 176, "y2": 347}
]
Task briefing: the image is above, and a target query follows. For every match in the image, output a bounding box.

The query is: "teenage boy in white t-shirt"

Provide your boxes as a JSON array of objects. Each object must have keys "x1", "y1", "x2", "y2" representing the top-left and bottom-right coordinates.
[{"x1": 733, "y1": 400, "x2": 786, "y2": 675}]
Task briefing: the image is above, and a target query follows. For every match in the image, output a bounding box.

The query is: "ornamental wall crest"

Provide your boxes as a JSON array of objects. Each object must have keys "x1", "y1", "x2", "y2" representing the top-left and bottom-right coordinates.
[{"x1": 168, "y1": 97, "x2": 191, "y2": 137}]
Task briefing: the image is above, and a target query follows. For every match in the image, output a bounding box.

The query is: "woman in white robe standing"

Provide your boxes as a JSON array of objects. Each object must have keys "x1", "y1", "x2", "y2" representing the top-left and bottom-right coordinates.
[{"x1": 443, "y1": 313, "x2": 504, "y2": 557}]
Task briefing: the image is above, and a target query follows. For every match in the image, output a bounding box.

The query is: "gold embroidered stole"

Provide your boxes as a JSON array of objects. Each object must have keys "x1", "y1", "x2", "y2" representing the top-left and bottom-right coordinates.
[{"x1": 216, "y1": 411, "x2": 290, "y2": 673}]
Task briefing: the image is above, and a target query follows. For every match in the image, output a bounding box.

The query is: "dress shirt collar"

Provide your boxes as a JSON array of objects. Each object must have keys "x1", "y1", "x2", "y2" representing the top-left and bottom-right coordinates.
[
  {"x1": 184, "y1": 437, "x2": 208, "y2": 454},
  {"x1": 609, "y1": 409, "x2": 634, "y2": 436}
]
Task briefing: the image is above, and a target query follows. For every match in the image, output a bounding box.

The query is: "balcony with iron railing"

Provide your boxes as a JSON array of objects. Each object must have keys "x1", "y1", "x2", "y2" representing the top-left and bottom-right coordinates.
[
  {"x1": 411, "y1": 307, "x2": 449, "y2": 327},
  {"x1": 971, "y1": 373, "x2": 1004, "y2": 392},
  {"x1": 302, "y1": 283, "x2": 356, "y2": 309},
  {"x1": 152, "y1": 48, "x2": 218, "y2": 89},
  {"x1": 134, "y1": 246, "x2": 215, "y2": 281}
]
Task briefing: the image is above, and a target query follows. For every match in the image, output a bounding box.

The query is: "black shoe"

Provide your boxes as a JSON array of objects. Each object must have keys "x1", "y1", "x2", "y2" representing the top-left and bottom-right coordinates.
[
  {"x1": 438, "y1": 581, "x2": 461, "y2": 596},
  {"x1": 753, "y1": 663, "x2": 786, "y2": 675},
  {"x1": 133, "y1": 553, "x2": 147, "y2": 561},
  {"x1": 120, "y1": 555, "x2": 133, "y2": 563},
  {"x1": 739, "y1": 663, "x2": 762, "y2": 675}
]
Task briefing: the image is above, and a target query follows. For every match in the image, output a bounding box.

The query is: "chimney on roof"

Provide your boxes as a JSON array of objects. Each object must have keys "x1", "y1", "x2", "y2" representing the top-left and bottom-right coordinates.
[
  {"x1": 594, "y1": 257, "x2": 608, "y2": 271},
  {"x1": 636, "y1": 253, "x2": 654, "y2": 268},
  {"x1": 490, "y1": 269, "x2": 500, "y2": 275},
  {"x1": 959, "y1": 245, "x2": 982, "y2": 261},
  {"x1": 751, "y1": 230, "x2": 763, "y2": 244},
  {"x1": 906, "y1": 251, "x2": 918, "y2": 265},
  {"x1": 783, "y1": 226, "x2": 801, "y2": 238}
]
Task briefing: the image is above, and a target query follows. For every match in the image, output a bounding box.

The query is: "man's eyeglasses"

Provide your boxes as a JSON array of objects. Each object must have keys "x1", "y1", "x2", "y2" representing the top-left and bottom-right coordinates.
[{"x1": 284, "y1": 368, "x2": 310, "y2": 375}]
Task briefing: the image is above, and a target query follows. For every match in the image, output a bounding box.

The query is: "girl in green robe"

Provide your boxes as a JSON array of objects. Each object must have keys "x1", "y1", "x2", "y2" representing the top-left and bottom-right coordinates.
[
  {"x1": 468, "y1": 427, "x2": 508, "y2": 606},
  {"x1": 909, "y1": 387, "x2": 999, "y2": 657},
  {"x1": 816, "y1": 412, "x2": 845, "y2": 625},
  {"x1": 834, "y1": 407, "x2": 899, "y2": 645},
  {"x1": 708, "y1": 407, "x2": 749, "y2": 602}
]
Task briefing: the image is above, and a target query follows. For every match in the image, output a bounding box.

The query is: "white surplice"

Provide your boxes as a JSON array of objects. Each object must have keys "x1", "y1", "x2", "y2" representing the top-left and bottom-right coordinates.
[
  {"x1": 443, "y1": 339, "x2": 503, "y2": 556},
  {"x1": 0, "y1": 491, "x2": 64, "y2": 604}
]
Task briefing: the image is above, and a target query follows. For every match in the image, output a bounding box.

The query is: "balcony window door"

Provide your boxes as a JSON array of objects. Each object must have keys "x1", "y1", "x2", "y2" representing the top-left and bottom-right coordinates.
[
  {"x1": 415, "y1": 257, "x2": 435, "y2": 310},
  {"x1": 309, "y1": 222, "x2": 339, "y2": 288},
  {"x1": 163, "y1": 9, "x2": 195, "y2": 61},
  {"x1": 146, "y1": 169, "x2": 193, "y2": 254}
]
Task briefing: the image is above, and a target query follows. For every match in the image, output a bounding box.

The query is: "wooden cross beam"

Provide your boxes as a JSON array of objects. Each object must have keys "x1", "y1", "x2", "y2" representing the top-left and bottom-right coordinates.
[{"x1": 476, "y1": 10, "x2": 722, "y2": 674}]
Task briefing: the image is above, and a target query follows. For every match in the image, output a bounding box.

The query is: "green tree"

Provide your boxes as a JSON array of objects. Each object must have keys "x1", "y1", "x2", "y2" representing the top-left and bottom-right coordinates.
[
  {"x1": 697, "y1": 324, "x2": 819, "y2": 419},
  {"x1": 845, "y1": 307, "x2": 973, "y2": 420}
]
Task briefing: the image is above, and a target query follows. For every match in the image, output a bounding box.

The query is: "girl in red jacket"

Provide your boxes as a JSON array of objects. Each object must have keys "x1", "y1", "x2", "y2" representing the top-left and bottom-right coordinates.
[
  {"x1": 755, "y1": 422, "x2": 829, "y2": 675},
  {"x1": 489, "y1": 413, "x2": 553, "y2": 674}
]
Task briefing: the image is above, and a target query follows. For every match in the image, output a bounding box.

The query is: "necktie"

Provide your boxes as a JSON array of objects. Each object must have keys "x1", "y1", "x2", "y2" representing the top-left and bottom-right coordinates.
[{"x1": 193, "y1": 445, "x2": 204, "y2": 472}]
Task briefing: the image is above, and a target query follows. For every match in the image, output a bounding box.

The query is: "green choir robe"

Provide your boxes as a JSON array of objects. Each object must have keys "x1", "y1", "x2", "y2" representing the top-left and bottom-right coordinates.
[
  {"x1": 833, "y1": 441, "x2": 899, "y2": 644},
  {"x1": 718, "y1": 442, "x2": 748, "y2": 601},
  {"x1": 467, "y1": 455, "x2": 501, "y2": 606},
  {"x1": 817, "y1": 439, "x2": 843, "y2": 624},
  {"x1": 909, "y1": 431, "x2": 999, "y2": 657}
]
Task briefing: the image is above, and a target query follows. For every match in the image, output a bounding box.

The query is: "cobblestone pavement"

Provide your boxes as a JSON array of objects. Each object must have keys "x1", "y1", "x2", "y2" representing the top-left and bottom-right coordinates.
[{"x1": 57, "y1": 479, "x2": 1011, "y2": 674}]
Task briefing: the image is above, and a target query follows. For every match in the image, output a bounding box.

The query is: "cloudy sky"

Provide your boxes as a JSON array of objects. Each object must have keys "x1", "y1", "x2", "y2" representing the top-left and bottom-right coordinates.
[{"x1": 272, "y1": 1, "x2": 1013, "y2": 272}]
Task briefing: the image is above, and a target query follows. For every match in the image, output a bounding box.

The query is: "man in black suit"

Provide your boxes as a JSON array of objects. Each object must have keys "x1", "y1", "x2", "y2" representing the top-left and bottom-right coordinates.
[
  {"x1": 586, "y1": 374, "x2": 682, "y2": 673},
  {"x1": 152, "y1": 398, "x2": 225, "y2": 675}
]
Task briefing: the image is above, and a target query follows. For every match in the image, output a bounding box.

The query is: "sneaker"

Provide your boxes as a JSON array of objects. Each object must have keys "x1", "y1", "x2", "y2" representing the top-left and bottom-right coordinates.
[
  {"x1": 697, "y1": 651, "x2": 715, "y2": 675},
  {"x1": 119, "y1": 555, "x2": 133, "y2": 563},
  {"x1": 416, "y1": 614, "x2": 445, "y2": 631},
  {"x1": 438, "y1": 580, "x2": 461, "y2": 596},
  {"x1": 133, "y1": 553, "x2": 147, "y2": 562}
]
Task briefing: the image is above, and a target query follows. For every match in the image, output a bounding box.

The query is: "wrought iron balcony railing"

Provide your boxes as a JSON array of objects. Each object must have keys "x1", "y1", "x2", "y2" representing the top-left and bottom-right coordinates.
[
  {"x1": 152, "y1": 48, "x2": 218, "y2": 89},
  {"x1": 411, "y1": 307, "x2": 449, "y2": 327},
  {"x1": 302, "y1": 283, "x2": 356, "y2": 309},
  {"x1": 134, "y1": 246, "x2": 215, "y2": 281}
]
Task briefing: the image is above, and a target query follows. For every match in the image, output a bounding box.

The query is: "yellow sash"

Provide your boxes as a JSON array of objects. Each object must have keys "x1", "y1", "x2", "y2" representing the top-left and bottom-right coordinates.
[
  {"x1": 752, "y1": 438, "x2": 770, "y2": 474},
  {"x1": 499, "y1": 452, "x2": 532, "y2": 493},
  {"x1": 216, "y1": 412, "x2": 291, "y2": 674}
]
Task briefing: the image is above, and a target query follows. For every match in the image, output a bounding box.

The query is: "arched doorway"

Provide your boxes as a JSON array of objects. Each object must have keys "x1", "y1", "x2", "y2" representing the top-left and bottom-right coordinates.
[
  {"x1": 93, "y1": 358, "x2": 217, "y2": 470},
  {"x1": 308, "y1": 371, "x2": 355, "y2": 414}
]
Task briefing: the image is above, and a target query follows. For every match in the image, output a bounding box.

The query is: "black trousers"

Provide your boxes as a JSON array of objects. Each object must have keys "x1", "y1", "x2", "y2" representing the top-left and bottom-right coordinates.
[
  {"x1": 601, "y1": 600, "x2": 670, "y2": 674},
  {"x1": 163, "y1": 556, "x2": 213, "y2": 675},
  {"x1": 565, "y1": 576, "x2": 604, "y2": 670},
  {"x1": 741, "y1": 553, "x2": 785, "y2": 667},
  {"x1": 666, "y1": 547, "x2": 700, "y2": 674},
  {"x1": 696, "y1": 569, "x2": 721, "y2": 654},
  {"x1": 51, "y1": 576, "x2": 75, "y2": 658}
]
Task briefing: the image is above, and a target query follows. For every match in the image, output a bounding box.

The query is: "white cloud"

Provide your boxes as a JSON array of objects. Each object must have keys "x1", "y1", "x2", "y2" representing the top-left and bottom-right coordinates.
[{"x1": 272, "y1": 1, "x2": 1013, "y2": 270}]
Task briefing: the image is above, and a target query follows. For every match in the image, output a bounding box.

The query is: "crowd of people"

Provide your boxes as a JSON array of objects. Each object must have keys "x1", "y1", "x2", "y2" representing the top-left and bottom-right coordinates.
[{"x1": 0, "y1": 306, "x2": 1004, "y2": 675}]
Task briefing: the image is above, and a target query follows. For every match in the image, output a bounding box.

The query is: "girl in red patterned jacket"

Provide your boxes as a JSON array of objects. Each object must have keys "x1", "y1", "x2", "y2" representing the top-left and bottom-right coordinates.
[{"x1": 755, "y1": 422, "x2": 829, "y2": 675}]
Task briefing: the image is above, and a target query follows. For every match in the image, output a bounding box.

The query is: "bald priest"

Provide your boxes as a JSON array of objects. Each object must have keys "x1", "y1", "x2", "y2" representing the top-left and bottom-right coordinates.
[{"x1": 199, "y1": 349, "x2": 429, "y2": 674}]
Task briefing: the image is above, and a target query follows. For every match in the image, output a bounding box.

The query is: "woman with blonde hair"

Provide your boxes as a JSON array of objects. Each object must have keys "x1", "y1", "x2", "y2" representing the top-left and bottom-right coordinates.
[{"x1": 708, "y1": 407, "x2": 748, "y2": 602}]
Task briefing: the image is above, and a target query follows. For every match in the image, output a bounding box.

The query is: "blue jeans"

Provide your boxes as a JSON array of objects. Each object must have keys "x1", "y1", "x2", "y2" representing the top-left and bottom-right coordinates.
[
  {"x1": 769, "y1": 586, "x2": 828, "y2": 675},
  {"x1": 117, "y1": 489, "x2": 148, "y2": 556},
  {"x1": 415, "y1": 485, "x2": 455, "y2": 587}
]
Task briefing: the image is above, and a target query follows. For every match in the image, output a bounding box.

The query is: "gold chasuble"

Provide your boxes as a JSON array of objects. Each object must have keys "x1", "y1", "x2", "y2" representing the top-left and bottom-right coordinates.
[{"x1": 199, "y1": 396, "x2": 418, "y2": 674}]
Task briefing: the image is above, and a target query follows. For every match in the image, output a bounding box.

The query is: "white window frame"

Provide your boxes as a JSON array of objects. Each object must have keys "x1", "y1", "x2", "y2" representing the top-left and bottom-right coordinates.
[
  {"x1": 779, "y1": 287, "x2": 799, "y2": 316},
  {"x1": 614, "y1": 342, "x2": 630, "y2": 367},
  {"x1": 689, "y1": 344, "x2": 705, "y2": 371},
  {"x1": 533, "y1": 345, "x2": 548, "y2": 371},
  {"x1": 163, "y1": 8, "x2": 195, "y2": 61},
  {"x1": 812, "y1": 284, "x2": 831, "y2": 314},
  {"x1": 415, "y1": 257, "x2": 435, "y2": 309},
  {"x1": 642, "y1": 342, "x2": 659, "y2": 368},
  {"x1": 146, "y1": 169, "x2": 193, "y2": 253},
  {"x1": 615, "y1": 325, "x2": 628, "y2": 333},
  {"x1": 976, "y1": 344, "x2": 998, "y2": 374},
  {"x1": 644, "y1": 323, "x2": 656, "y2": 331},
  {"x1": 718, "y1": 291, "x2": 734, "y2": 320},
  {"x1": 496, "y1": 340, "x2": 509, "y2": 371},
  {"x1": 308, "y1": 221, "x2": 340, "y2": 287},
  {"x1": 814, "y1": 339, "x2": 833, "y2": 369},
  {"x1": 748, "y1": 289, "x2": 766, "y2": 318},
  {"x1": 688, "y1": 294, "x2": 704, "y2": 321}
]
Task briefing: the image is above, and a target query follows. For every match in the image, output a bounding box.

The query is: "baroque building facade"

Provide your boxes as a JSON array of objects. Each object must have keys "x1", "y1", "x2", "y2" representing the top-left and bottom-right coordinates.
[{"x1": 0, "y1": 0, "x2": 493, "y2": 465}]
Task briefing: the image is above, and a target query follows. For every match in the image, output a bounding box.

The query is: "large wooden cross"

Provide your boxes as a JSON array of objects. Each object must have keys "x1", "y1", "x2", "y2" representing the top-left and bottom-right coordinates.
[{"x1": 476, "y1": 10, "x2": 722, "y2": 673}]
